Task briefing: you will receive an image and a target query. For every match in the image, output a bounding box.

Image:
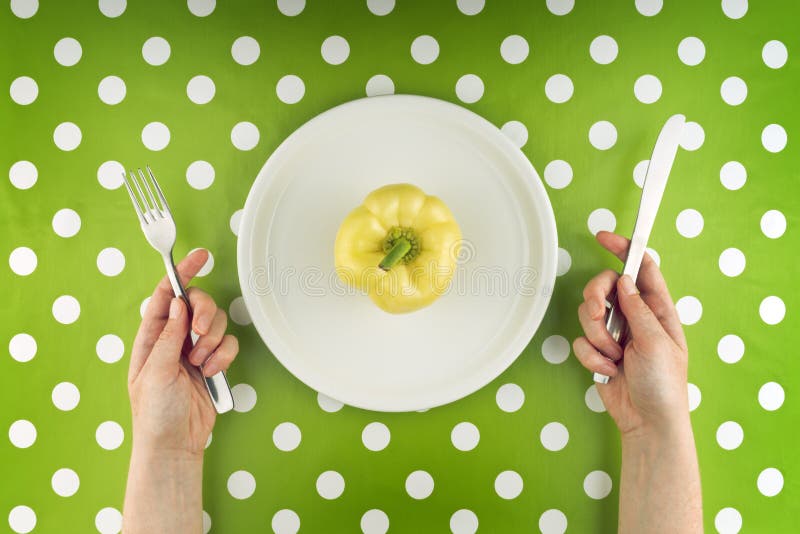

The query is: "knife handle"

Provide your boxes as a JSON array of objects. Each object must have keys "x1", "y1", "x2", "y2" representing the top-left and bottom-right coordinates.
[{"x1": 592, "y1": 288, "x2": 628, "y2": 384}]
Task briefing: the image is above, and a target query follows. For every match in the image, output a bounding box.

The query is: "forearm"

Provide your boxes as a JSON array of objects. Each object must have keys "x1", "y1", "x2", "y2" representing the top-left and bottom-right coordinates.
[
  {"x1": 619, "y1": 418, "x2": 703, "y2": 534},
  {"x1": 123, "y1": 444, "x2": 204, "y2": 534}
]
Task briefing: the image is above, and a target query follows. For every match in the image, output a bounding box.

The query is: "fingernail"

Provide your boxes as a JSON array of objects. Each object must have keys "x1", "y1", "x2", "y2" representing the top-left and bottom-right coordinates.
[
  {"x1": 588, "y1": 299, "x2": 602, "y2": 319},
  {"x1": 203, "y1": 358, "x2": 219, "y2": 377},
  {"x1": 191, "y1": 348, "x2": 209, "y2": 366},
  {"x1": 194, "y1": 315, "x2": 210, "y2": 335},
  {"x1": 620, "y1": 275, "x2": 637, "y2": 296},
  {"x1": 169, "y1": 298, "x2": 181, "y2": 318}
]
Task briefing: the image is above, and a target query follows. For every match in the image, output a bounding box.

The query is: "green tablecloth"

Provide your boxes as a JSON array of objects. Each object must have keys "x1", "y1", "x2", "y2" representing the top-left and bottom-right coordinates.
[{"x1": 3, "y1": 0, "x2": 797, "y2": 532}]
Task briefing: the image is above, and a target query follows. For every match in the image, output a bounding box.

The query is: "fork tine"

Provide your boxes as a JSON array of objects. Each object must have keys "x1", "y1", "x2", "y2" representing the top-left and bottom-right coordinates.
[
  {"x1": 146, "y1": 165, "x2": 172, "y2": 215},
  {"x1": 137, "y1": 168, "x2": 162, "y2": 218},
  {"x1": 122, "y1": 172, "x2": 146, "y2": 224},
  {"x1": 129, "y1": 170, "x2": 153, "y2": 222}
]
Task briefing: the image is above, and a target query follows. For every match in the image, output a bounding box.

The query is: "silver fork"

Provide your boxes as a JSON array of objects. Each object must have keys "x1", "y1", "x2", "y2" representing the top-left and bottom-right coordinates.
[{"x1": 122, "y1": 166, "x2": 234, "y2": 414}]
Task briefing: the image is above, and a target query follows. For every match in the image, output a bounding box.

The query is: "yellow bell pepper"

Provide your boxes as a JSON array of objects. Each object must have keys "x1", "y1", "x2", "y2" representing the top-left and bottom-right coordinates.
[{"x1": 334, "y1": 183, "x2": 462, "y2": 314}]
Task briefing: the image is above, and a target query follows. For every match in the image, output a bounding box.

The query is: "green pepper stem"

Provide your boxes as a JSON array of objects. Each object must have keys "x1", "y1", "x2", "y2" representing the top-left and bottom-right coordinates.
[{"x1": 379, "y1": 237, "x2": 411, "y2": 271}]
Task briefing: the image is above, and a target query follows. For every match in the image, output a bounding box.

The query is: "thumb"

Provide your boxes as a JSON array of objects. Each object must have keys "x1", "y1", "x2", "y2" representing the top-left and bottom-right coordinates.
[
  {"x1": 616, "y1": 275, "x2": 664, "y2": 343},
  {"x1": 149, "y1": 298, "x2": 189, "y2": 370}
]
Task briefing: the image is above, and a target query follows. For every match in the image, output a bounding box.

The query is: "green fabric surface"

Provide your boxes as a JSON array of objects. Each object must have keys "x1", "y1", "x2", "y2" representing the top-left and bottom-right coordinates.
[{"x1": 2, "y1": 0, "x2": 797, "y2": 532}]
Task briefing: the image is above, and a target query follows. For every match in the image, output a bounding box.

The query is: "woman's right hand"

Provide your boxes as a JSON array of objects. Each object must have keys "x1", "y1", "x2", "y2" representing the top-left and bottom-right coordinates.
[{"x1": 572, "y1": 231, "x2": 691, "y2": 439}]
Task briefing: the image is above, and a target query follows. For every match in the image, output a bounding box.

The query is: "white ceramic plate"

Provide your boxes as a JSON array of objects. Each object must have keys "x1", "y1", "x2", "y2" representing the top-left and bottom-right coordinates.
[{"x1": 238, "y1": 95, "x2": 557, "y2": 412}]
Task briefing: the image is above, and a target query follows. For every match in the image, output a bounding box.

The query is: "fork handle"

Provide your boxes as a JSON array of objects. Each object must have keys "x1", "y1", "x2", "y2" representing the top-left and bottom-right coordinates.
[{"x1": 164, "y1": 255, "x2": 235, "y2": 414}]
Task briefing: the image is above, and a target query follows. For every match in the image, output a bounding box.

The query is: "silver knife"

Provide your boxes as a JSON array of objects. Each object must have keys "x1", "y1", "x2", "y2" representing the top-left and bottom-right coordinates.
[{"x1": 594, "y1": 114, "x2": 686, "y2": 384}]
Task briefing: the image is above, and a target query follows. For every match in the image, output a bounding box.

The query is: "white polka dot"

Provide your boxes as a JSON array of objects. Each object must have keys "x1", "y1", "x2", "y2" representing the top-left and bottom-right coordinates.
[
  {"x1": 675, "y1": 296, "x2": 702, "y2": 325},
  {"x1": 759, "y1": 296, "x2": 785, "y2": 325},
  {"x1": 496, "y1": 383, "x2": 524, "y2": 412},
  {"x1": 95, "y1": 421, "x2": 124, "y2": 450},
  {"x1": 545, "y1": 74, "x2": 573, "y2": 103},
  {"x1": 721, "y1": 0, "x2": 747, "y2": 19},
  {"x1": 52, "y1": 295, "x2": 80, "y2": 324},
  {"x1": 96, "y1": 247, "x2": 125, "y2": 277},
  {"x1": 539, "y1": 509, "x2": 568, "y2": 534},
  {"x1": 406, "y1": 470, "x2": 434, "y2": 499},
  {"x1": 140, "y1": 296, "x2": 150, "y2": 318},
  {"x1": 543, "y1": 160, "x2": 572, "y2": 189},
  {"x1": 634, "y1": 74, "x2": 662, "y2": 104},
  {"x1": 635, "y1": 0, "x2": 662, "y2": 16},
  {"x1": 51, "y1": 468, "x2": 79, "y2": 497},
  {"x1": 9, "y1": 333, "x2": 37, "y2": 362},
  {"x1": 96, "y1": 160, "x2": 125, "y2": 190},
  {"x1": 541, "y1": 335, "x2": 570, "y2": 364},
  {"x1": 720, "y1": 161, "x2": 746, "y2": 190},
  {"x1": 142, "y1": 36, "x2": 170, "y2": 65},
  {"x1": 585, "y1": 384, "x2": 606, "y2": 413},
  {"x1": 227, "y1": 470, "x2": 256, "y2": 499},
  {"x1": 361, "y1": 509, "x2": 389, "y2": 534},
  {"x1": 277, "y1": 0, "x2": 305, "y2": 16},
  {"x1": 273, "y1": 422, "x2": 301, "y2": 451},
  {"x1": 365, "y1": 74, "x2": 394, "y2": 96},
  {"x1": 717, "y1": 335, "x2": 744, "y2": 364},
  {"x1": 9, "y1": 161, "x2": 37, "y2": 189},
  {"x1": 98, "y1": 76, "x2": 126, "y2": 105},
  {"x1": 187, "y1": 0, "x2": 215, "y2": 16},
  {"x1": 276, "y1": 75, "x2": 305, "y2": 104},
  {"x1": 10, "y1": 76, "x2": 38, "y2": 105},
  {"x1": 714, "y1": 507, "x2": 742, "y2": 534},
  {"x1": 457, "y1": 0, "x2": 484, "y2": 15},
  {"x1": 540, "y1": 422, "x2": 569, "y2": 451},
  {"x1": 680, "y1": 121, "x2": 705, "y2": 151},
  {"x1": 716, "y1": 421, "x2": 743, "y2": 450},
  {"x1": 186, "y1": 161, "x2": 215, "y2": 189},
  {"x1": 95, "y1": 507, "x2": 122, "y2": 534},
  {"x1": 203, "y1": 511, "x2": 211, "y2": 533},
  {"x1": 758, "y1": 382, "x2": 785, "y2": 411},
  {"x1": 632, "y1": 159, "x2": 648, "y2": 188},
  {"x1": 556, "y1": 248, "x2": 572, "y2": 276},
  {"x1": 8, "y1": 505, "x2": 36, "y2": 533},
  {"x1": 231, "y1": 383, "x2": 257, "y2": 413},
  {"x1": 720, "y1": 77, "x2": 747, "y2": 106},
  {"x1": 762, "y1": 40, "x2": 788, "y2": 69},
  {"x1": 678, "y1": 36, "x2": 705, "y2": 66},
  {"x1": 367, "y1": 0, "x2": 394, "y2": 16},
  {"x1": 718, "y1": 248, "x2": 745, "y2": 277},
  {"x1": 455, "y1": 74, "x2": 484, "y2": 104},
  {"x1": 760, "y1": 210, "x2": 786, "y2": 238},
  {"x1": 500, "y1": 35, "x2": 529, "y2": 64},
  {"x1": 546, "y1": 0, "x2": 573, "y2": 15},
  {"x1": 99, "y1": 0, "x2": 126, "y2": 17},
  {"x1": 688, "y1": 383, "x2": 701, "y2": 411},
  {"x1": 229, "y1": 296, "x2": 251, "y2": 325},
  {"x1": 52, "y1": 382, "x2": 80, "y2": 411},
  {"x1": 192, "y1": 248, "x2": 213, "y2": 276},
  {"x1": 321, "y1": 35, "x2": 349, "y2": 65},
  {"x1": 757, "y1": 468, "x2": 783, "y2": 497},
  {"x1": 8, "y1": 420, "x2": 36, "y2": 448},
  {"x1": 362, "y1": 421, "x2": 390, "y2": 451},
  {"x1": 9, "y1": 247, "x2": 37, "y2": 276},
  {"x1": 500, "y1": 121, "x2": 528, "y2": 148},
  {"x1": 646, "y1": 247, "x2": 661, "y2": 266},
  {"x1": 587, "y1": 208, "x2": 616, "y2": 234},
  {"x1": 186, "y1": 75, "x2": 215, "y2": 104},
  {"x1": 96, "y1": 334, "x2": 124, "y2": 364},
  {"x1": 317, "y1": 392, "x2": 344, "y2": 412},
  {"x1": 53, "y1": 122, "x2": 82, "y2": 151},
  {"x1": 316, "y1": 470, "x2": 345, "y2": 499},
  {"x1": 450, "y1": 509, "x2": 478, "y2": 534},
  {"x1": 411, "y1": 35, "x2": 439, "y2": 64},
  {"x1": 141, "y1": 122, "x2": 170, "y2": 151},
  {"x1": 761, "y1": 124, "x2": 787, "y2": 153},
  {"x1": 590, "y1": 35, "x2": 618, "y2": 64},
  {"x1": 271, "y1": 509, "x2": 300, "y2": 534},
  {"x1": 675, "y1": 208, "x2": 704, "y2": 238},
  {"x1": 588, "y1": 120, "x2": 617, "y2": 150},
  {"x1": 494, "y1": 470, "x2": 523, "y2": 499},
  {"x1": 229, "y1": 209, "x2": 243, "y2": 236},
  {"x1": 583, "y1": 470, "x2": 612, "y2": 499},
  {"x1": 231, "y1": 36, "x2": 260, "y2": 65},
  {"x1": 230, "y1": 121, "x2": 260, "y2": 151},
  {"x1": 10, "y1": 0, "x2": 38, "y2": 18},
  {"x1": 451, "y1": 422, "x2": 480, "y2": 451},
  {"x1": 54, "y1": 37, "x2": 81, "y2": 66}
]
